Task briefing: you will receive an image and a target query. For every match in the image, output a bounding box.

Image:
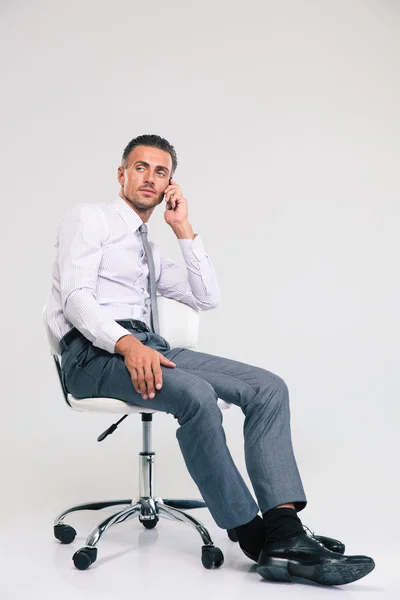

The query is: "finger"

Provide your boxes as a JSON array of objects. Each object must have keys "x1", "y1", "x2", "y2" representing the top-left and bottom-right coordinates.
[
  {"x1": 160, "y1": 355, "x2": 176, "y2": 368},
  {"x1": 130, "y1": 368, "x2": 139, "y2": 394},
  {"x1": 170, "y1": 180, "x2": 182, "y2": 197},
  {"x1": 152, "y1": 357, "x2": 163, "y2": 391},
  {"x1": 165, "y1": 189, "x2": 176, "y2": 200},
  {"x1": 136, "y1": 364, "x2": 148, "y2": 399},
  {"x1": 170, "y1": 192, "x2": 180, "y2": 209},
  {"x1": 165, "y1": 194, "x2": 175, "y2": 210},
  {"x1": 168, "y1": 192, "x2": 176, "y2": 209},
  {"x1": 144, "y1": 362, "x2": 155, "y2": 399},
  {"x1": 174, "y1": 195, "x2": 183, "y2": 209},
  {"x1": 164, "y1": 183, "x2": 176, "y2": 196}
]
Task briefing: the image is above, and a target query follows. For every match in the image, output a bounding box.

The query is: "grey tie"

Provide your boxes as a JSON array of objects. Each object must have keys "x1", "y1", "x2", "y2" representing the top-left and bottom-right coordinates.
[{"x1": 139, "y1": 223, "x2": 160, "y2": 335}]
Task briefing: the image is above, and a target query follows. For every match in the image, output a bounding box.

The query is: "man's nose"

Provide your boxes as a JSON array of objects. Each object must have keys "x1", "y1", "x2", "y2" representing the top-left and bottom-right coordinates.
[{"x1": 144, "y1": 172, "x2": 156, "y2": 184}]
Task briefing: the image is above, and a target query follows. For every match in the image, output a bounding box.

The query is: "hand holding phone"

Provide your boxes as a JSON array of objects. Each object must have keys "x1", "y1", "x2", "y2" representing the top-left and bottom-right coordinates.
[{"x1": 163, "y1": 178, "x2": 188, "y2": 225}]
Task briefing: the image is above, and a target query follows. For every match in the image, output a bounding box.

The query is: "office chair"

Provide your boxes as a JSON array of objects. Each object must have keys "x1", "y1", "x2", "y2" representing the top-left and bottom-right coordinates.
[{"x1": 44, "y1": 296, "x2": 235, "y2": 571}]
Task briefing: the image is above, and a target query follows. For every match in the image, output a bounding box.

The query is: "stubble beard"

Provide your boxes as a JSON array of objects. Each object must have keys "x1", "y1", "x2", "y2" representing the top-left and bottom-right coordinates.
[{"x1": 125, "y1": 190, "x2": 163, "y2": 212}]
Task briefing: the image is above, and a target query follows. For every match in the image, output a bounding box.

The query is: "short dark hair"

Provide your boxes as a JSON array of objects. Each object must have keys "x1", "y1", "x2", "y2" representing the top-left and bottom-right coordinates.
[{"x1": 121, "y1": 134, "x2": 178, "y2": 176}]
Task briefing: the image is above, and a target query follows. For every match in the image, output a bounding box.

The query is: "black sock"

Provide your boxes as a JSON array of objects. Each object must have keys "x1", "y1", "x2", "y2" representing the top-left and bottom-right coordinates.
[
  {"x1": 262, "y1": 507, "x2": 306, "y2": 543},
  {"x1": 234, "y1": 514, "x2": 265, "y2": 556}
]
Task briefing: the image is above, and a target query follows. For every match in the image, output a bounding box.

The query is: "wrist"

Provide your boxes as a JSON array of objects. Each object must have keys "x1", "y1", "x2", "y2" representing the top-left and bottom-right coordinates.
[
  {"x1": 171, "y1": 221, "x2": 195, "y2": 239},
  {"x1": 115, "y1": 334, "x2": 141, "y2": 356}
]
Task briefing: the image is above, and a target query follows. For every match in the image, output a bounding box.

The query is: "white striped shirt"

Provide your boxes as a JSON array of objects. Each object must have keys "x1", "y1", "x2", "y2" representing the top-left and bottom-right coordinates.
[{"x1": 45, "y1": 196, "x2": 220, "y2": 354}]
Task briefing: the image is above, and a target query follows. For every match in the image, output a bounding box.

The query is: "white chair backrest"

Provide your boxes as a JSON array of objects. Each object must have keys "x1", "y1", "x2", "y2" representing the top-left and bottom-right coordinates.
[
  {"x1": 43, "y1": 307, "x2": 61, "y2": 356},
  {"x1": 43, "y1": 295, "x2": 200, "y2": 357},
  {"x1": 156, "y1": 295, "x2": 200, "y2": 350}
]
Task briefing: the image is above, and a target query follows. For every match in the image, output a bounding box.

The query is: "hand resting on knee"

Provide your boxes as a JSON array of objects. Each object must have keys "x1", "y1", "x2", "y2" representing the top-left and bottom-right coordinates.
[{"x1": 115, "y1": 334, "x2": 176, "y2": 400}]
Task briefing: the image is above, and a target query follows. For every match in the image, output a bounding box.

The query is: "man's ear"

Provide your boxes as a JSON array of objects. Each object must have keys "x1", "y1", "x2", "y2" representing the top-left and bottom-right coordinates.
[{"x1": 117, "y1": 166, "x2": 124, "y2": 184}]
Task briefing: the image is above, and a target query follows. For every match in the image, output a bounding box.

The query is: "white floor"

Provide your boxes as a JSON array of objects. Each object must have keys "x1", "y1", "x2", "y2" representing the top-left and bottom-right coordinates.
[{"x1": 1, "y1": 506, "x2": 398, "y2": 600}]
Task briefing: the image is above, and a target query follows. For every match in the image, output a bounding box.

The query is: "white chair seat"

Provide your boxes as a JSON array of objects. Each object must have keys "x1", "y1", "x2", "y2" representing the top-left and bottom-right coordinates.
[{"x1": 67, "y1": 395, "x2": 231, "y2": 414}]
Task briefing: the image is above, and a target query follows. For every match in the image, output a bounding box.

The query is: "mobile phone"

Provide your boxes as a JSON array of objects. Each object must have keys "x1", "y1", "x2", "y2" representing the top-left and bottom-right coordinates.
[
  {"x1": 164, "y1": 194, "x2": 173, "y2": 210},
  {"x1": 165, "y1": 179, "x2": 174, "y2": 210}
]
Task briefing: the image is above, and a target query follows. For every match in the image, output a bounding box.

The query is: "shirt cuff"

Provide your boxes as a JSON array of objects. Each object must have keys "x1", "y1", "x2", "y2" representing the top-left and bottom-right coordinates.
[
  {"x1": 94, "y1": 321, "x2": 134, "y2": 354},
  {"x1": 178, "y1": 234, "x2": 207, "y2": 261}
]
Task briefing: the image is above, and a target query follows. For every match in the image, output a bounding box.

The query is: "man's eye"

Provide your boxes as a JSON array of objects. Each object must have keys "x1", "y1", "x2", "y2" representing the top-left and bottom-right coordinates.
[{"x1": 136, "y1": 167, "x2": 165, "y2": 176}]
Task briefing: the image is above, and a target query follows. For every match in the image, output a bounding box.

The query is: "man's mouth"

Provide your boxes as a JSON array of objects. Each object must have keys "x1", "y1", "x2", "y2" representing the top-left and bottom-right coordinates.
[{"x1": 140, "y1": 188, "x2": 156, "y2": 194}]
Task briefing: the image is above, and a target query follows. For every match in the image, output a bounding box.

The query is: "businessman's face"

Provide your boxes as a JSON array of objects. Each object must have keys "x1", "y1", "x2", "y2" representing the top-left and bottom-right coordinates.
[{"x1": 118, "y1": 145, "x2": 172, "y2": 213}]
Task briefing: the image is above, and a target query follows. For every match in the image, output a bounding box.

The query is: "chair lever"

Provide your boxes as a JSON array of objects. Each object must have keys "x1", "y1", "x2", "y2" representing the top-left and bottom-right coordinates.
[{"x1": 97, "y1": 415, "x2": 129, "y2": 442}]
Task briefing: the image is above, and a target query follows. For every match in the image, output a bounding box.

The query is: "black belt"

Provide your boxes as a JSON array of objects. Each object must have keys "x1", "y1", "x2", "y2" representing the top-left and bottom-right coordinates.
[{"x1": 60, "y1": 319, "x2": 151, "y2": 350}]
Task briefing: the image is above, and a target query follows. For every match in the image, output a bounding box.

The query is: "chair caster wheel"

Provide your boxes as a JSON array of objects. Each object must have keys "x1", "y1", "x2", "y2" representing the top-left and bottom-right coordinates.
[
  {"x1": 140, "y1": 517, "x2": 159, "y2": 529},
  {"x1": 73, "y1": 547, "x2": 98, "y2": 570},
  {"x1": 54, "y1": 524, "x2": 76, "y2": 544},
  {"x1": 227, "y1": 528, "x2": 238, "y2": 542},
  {"x1": 201, "y1": 546, "x2": 224, "y2": 569}
]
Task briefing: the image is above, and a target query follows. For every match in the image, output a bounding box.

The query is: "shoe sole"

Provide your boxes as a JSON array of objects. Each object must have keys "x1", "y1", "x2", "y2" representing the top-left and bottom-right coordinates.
[{"x1": 256, "y1": 557, "x2": 375, "y2": 586}]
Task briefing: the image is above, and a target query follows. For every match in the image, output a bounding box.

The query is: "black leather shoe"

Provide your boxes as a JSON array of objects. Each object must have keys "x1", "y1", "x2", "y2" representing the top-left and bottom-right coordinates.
[
  {"x1": 239, "y1": 525, "x2": 345, "y2": 563},
  {"x1": 256, "y1": 532, "x2": 375, "y2": 586},
  {"x1": 303, "y1": 524, "x2": 345, "y2": 554}
]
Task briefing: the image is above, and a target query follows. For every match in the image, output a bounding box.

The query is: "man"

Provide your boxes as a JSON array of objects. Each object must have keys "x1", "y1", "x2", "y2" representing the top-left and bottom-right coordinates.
[{"x1": 45, "y1": 134, "x2": 375, "y2": 586}]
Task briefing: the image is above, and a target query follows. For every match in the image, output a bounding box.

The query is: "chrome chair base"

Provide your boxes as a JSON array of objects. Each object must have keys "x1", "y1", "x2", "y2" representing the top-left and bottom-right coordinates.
[{"x1": 53, "y1": 414, "x2": 225, "y2": 570}]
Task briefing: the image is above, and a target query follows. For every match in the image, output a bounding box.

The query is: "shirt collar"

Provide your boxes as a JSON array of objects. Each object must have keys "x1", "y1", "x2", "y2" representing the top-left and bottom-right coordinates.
[{"x1": 110, "y1": 196, "x2": 144, "y2": 233}]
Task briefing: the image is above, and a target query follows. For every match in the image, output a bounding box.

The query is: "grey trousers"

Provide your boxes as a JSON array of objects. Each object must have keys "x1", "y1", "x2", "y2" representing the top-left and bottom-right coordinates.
[{"x1": 60, "y1": 326, "x2": 307, "y2": 530}]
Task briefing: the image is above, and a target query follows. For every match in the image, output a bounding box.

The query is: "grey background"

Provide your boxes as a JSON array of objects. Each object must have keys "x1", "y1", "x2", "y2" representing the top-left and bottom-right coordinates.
[{"x1": 0, "y1": 0, "x2": 398, "y2": 564}]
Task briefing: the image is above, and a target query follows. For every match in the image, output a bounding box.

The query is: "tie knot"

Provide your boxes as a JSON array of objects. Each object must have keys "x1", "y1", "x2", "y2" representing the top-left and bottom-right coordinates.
[{"x1": 139, "y1": 223, "x2": 148, "y2": 234}]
